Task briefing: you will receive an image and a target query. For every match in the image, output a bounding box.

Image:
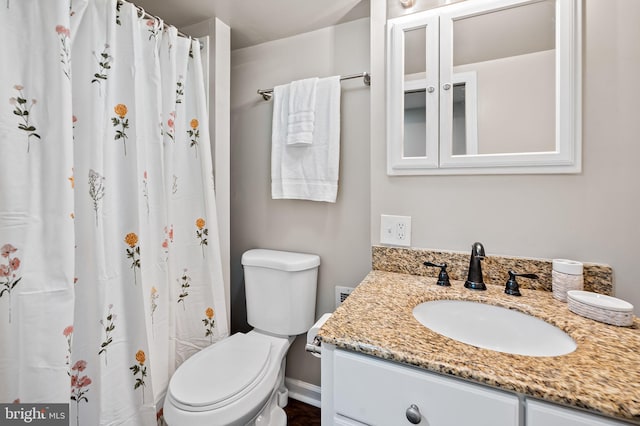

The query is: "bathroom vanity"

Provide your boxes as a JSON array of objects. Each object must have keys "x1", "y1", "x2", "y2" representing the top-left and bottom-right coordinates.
[{"x1": 318, "y1": 266, "x2": 640, "y2": 425}]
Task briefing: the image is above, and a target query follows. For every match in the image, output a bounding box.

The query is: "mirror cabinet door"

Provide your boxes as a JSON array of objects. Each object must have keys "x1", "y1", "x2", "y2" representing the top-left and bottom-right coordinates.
[
  {"x1": 387, "y1": 15, "x2": 439, "y2": 173},
  {"x1": 439, "y1": 0, "x2": 567, "y2": 169},
  {"x1": 449, "y1": 1, "x2": 555, "y2": 156}
]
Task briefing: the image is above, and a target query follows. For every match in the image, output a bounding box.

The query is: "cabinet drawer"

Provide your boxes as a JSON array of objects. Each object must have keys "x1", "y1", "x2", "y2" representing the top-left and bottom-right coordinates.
[
  {"x1": 333, "y1": 414, "x2": 368, "y2": 426},
  {"x1": 526, "y1": 400, "x2": 631, "y2": 426},
  {"x1": 333, "y1": 350, "x2": 520, "y2": 426}
]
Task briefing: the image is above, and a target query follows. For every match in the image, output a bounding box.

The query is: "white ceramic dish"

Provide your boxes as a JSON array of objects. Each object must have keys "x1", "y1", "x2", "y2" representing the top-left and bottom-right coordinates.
[{"x1": 567, "y1": 290, "x2": 633, "y2": 313}]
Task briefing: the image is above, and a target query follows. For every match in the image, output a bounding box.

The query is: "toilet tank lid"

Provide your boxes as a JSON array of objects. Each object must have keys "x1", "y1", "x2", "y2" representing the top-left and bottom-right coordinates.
[{"x1": 242, "y1": 249, "x2": 320, "y2": 271}]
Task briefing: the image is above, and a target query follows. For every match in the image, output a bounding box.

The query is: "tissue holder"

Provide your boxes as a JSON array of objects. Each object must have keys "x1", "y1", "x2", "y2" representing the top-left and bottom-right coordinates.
[{"x1": 305, "y1": 313, "x2": 332, "y2": 358}]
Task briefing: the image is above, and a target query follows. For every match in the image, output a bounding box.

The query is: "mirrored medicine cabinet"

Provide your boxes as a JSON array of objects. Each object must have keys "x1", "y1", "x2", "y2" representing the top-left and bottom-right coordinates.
[{"x1": 386, "y1": 0, "x2": 582, "y2": 175}]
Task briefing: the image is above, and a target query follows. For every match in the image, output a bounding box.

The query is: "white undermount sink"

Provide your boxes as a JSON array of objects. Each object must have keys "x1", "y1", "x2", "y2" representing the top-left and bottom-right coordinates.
[{"x1": 413, "y1": 300, "x2": 577, "y2": 357}]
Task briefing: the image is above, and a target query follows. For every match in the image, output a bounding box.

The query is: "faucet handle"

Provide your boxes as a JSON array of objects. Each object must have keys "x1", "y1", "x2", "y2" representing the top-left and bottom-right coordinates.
[
  {"x1": 505, "y1": 270, "x2": 538, "y2": 296},
  {"x1": 423, "y1": 261, "x2": 451, "y2": 287}
]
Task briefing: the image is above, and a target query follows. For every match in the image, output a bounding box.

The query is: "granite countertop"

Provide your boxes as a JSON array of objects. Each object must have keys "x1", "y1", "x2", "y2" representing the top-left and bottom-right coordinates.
[{"x1": 318, "y1": 270, "x2": 640, "y2": 424}]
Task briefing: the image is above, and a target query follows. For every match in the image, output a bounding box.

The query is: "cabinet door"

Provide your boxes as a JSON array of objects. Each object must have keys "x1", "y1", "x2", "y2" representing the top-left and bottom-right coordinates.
[
  {"x1": 387, "y1": 11, "x2": 440, "y2": 173},
  {"x1": 333, "y1": 350, "x2": 519, "y2": 426},
  {"x1": 527, "y1": 400, "x2": 631, "y2": 426}
]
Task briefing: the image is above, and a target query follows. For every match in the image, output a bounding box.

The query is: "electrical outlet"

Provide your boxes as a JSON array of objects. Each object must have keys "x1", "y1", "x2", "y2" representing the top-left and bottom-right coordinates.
[{"x1": 380, "y1": 215, "x2": 411, "y2": 247}]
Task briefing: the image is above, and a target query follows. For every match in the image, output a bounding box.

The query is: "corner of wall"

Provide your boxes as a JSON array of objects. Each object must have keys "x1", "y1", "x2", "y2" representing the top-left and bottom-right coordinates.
[{"x1": 370, "y1": 0, "x2": 387, "y2": 247}]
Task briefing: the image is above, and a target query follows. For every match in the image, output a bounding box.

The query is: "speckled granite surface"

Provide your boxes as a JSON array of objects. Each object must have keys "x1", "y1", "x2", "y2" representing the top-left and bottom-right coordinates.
[
  {"x1": 318, "y1": 270, "x2": 640, "y2": 424},
  {"x1": 372, "y1": 245, "x2": 614, "y2": 295}
]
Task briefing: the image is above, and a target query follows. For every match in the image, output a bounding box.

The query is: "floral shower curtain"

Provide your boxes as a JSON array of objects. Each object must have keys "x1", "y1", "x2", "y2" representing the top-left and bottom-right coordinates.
[{"x1": 0, "y1": 1, "x2": 228, "y2": 425}]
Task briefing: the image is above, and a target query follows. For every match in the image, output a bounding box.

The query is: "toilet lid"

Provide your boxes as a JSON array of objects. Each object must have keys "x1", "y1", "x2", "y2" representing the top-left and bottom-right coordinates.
[{"x1": 168, "y1": 333, "x2": 272, "y2": 409}]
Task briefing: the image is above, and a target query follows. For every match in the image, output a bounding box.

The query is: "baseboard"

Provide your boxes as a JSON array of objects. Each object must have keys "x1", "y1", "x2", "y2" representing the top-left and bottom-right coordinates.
[{"x1": 285, "y1": 377, "x2": 321, "y2": 408}]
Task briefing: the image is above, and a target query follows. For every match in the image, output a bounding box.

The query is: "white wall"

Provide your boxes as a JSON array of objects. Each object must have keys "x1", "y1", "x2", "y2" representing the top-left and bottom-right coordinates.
[
  {"x1": 371, "y1": 0, "x2": 640, "y2": 313},
  {"x1": 230, "y1": 18, "x2": 371, "y2": 387}
]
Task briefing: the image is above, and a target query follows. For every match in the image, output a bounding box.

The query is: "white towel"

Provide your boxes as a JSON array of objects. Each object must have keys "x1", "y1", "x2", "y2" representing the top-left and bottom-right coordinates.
[
  {"x1": 287, "y1": 78, "x2": 318, "y2": 146},
  {"x1": 271, "y1": 76, "x2": 341, "y2": 203}
]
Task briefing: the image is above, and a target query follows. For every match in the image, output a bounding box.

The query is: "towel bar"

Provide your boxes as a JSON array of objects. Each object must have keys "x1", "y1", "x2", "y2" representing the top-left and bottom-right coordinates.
[{"x1": 257, "y1": 72, "x2": 371, "y2": 101}]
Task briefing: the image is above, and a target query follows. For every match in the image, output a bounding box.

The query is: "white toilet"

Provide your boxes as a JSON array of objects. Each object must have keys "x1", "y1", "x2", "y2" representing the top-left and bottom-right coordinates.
[{"x1": 163, "y1": 249, "x2": 320, "y2": 426}]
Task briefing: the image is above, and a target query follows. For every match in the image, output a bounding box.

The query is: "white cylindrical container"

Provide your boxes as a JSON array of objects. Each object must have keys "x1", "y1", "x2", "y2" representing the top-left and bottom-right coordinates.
[{"x1": 552, "y1": 259, "x2": 584, "y2": 302}]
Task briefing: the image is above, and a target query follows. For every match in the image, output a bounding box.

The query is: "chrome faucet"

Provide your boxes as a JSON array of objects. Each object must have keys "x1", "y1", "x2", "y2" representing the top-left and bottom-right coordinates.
[{"x1": 464, "y1": 242, "x2": 486, "y2": 290}]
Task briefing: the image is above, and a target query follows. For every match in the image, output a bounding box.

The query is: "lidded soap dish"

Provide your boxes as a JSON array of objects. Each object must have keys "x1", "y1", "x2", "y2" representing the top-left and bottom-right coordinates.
[{"x1": 567, "y1": 290, "x2": 634, "y2": 327}]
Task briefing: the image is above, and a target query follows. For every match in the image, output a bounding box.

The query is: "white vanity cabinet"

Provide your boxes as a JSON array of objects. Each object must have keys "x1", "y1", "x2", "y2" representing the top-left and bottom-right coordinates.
[
  {"x1": 321, "y1": 345, "x2": 520, "y2": 426},
  {"x1": 321, "y1": 345, "x2": 637, "y2": 426},
  {"x1": 526, "y1": 400, "x2": 632, "y2": 426}
]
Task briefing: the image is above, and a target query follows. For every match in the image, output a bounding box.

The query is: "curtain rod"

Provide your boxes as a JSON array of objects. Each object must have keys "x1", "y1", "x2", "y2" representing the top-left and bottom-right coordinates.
[
  {"x1": 257, "y1": 72, "x2": 371, "y2": 101},
  {"x1": 132, "y1": 3, "x2": 202, "y2": 47}
]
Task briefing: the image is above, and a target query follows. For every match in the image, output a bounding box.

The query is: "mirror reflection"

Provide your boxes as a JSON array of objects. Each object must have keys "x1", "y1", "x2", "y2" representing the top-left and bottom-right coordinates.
[
  {"x1": 451, "y1": 0, "x2": 556, "y2": 155},
  {"x1": 404, "y1": 90, "x2": 427, "y2": 157},
  {"x1": 404, "y1": 26, "x2": 426, "y2": 78},
  {"x1": 452, "y1": 83, "x2": 467, "y2": 155},
  {"x1": 403, "y1": 26, "x2": 429, "y2": 158}
]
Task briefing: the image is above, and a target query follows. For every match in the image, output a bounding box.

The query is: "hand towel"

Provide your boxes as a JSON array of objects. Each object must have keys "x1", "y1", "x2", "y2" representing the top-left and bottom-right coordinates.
[
  {"x1": 287, "y1": 77, "x2": 318, "y2": 146},
  {"x1": 271, "y1": 76, "x2": 341, "y2": 203}
]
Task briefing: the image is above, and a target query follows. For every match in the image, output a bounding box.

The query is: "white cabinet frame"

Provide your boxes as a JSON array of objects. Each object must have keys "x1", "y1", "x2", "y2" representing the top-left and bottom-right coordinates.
[{"x1": 386, "y1": 0, "x2": 582, "y2": 175}]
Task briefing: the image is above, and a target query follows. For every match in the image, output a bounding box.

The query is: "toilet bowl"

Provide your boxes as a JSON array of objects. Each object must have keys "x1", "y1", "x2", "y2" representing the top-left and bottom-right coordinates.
[
  {"x1": 163, "y1": 249, "x2": 320, "y2": 426},
  {"x1": 164, "y1": 331, "x2": 293, "y2": 426}
]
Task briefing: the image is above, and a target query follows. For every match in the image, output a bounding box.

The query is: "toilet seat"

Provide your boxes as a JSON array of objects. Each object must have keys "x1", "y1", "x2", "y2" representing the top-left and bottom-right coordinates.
[
  {"x1": 164, "y1": 331, "x2": 293, "y2": 426},
  {"x1": 167, "y1": 333, "x2": 272, "y2": 412}
]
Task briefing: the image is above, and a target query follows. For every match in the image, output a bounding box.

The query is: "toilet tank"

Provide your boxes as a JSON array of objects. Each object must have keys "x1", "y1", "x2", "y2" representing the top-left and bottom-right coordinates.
[{"x1": 241, "y1": 249, "x2": 320, "y2": 336}]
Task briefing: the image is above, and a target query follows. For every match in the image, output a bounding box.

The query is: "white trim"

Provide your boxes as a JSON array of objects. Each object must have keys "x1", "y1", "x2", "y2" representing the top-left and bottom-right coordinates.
[{"x1": 285, "y1": 377, "x2": 322, "y2": 408}]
